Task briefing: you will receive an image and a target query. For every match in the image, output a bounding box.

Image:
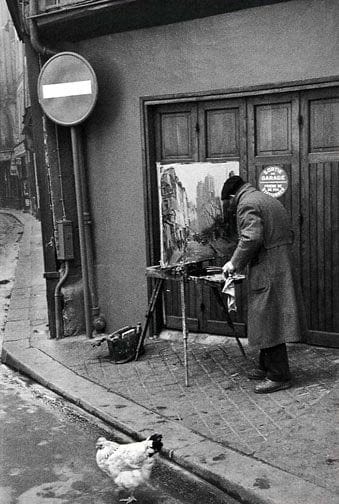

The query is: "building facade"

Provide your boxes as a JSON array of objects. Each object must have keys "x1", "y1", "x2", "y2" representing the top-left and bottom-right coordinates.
[
  {"x1": 0, "y1": 0, "x2": 37, "y2": 213},
  {"x1": 7, "y1": 0, "x2": 339, "y2": 346}
]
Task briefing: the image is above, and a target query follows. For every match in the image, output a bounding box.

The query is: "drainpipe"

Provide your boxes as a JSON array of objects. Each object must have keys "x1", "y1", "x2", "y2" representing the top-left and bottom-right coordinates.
[
  {"x1": 77, "y1": 130, "x2": 106, "y2": 334},
  {"x1": 71, "y1": 126, "x2": 92, "y2": 339},
  {"x1": 55, "y1": 261, "x2": 70, "y2": 339},
  {"x1": 29, "y1": 0, "x2": 57, "y2": 57}
]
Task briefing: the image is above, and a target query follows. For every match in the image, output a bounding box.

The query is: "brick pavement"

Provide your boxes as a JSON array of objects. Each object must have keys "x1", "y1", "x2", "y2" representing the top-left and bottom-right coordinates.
[{"x1": 32, "y1": 330, "x2": 339, "y2": 492}]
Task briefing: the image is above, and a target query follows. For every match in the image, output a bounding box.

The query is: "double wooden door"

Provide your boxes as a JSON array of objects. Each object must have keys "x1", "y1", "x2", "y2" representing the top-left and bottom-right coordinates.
[
  {"x1": 299, "y1": 88, "x2": 339, "y2": 346},
  {"x1": 150, "y1": 87, "x2": 339, "y2": 346}
]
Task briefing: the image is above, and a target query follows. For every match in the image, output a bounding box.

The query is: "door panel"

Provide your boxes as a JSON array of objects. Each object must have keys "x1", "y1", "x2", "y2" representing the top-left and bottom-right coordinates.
[
  {"x1": 247, "y1": 94, "x2": 301, "y2": 259},
  {"x1": 154, "y1": 99, "x2": 246, "y2": 335},
  {"x1": 301, "y1": 88, "x2": 339, "y2": 345},
  {"x1": 155, "y1": 103, "x2": 198, "y2": 162},
  {"x1": 255, "y1": 102, "x2": 292, "y2": 155},
  {"x1": 165, "y1": 281, "x2": 200, "y2": 332},
  {"x1": 198, "y1": 99, "x2": 246, "y2": 165},
  {"x1": 155, "y1": 103, "x2": 200, "y2": 330},
  {"x1": 198, "y1": 99, "x2": 247, "y2": 334},
  {"x1": 205, "y1": 108, "x2": 238, "y2": 158},
  {"x1": 309, "y1": 98, "x2": 339, "y2": 153}
]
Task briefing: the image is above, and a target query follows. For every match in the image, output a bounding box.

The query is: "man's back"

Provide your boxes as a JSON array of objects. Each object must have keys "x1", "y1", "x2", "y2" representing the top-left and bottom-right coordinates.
[{"x1": 237, "y1": 184, "x2": 293, "y2": 250}]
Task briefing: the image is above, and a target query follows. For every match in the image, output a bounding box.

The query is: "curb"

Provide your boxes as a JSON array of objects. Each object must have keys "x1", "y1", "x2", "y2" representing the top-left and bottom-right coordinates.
[
  {"x1": 0, "y1": 208, "x2": 27, "y2": 223},
  {"x1": 2, "y1": 342, "x2": 338, "y2": 504}
]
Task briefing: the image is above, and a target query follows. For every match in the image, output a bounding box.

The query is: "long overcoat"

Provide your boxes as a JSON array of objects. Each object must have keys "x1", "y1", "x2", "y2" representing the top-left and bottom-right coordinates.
[{"x1": 230, "y1": 183, "x2": 306, "y2": 349}]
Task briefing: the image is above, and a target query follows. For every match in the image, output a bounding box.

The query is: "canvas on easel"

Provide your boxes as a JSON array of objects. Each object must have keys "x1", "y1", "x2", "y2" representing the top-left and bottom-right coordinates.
[{"x1": 157, "y1": 161, "x2": 239, "y2": 268}]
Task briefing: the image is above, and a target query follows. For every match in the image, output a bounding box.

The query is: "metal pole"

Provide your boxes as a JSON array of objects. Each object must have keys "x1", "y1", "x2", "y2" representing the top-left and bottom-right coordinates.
[
  {"x1": 180, "y1": 273, "x2": 189, "y2": 387},
  {"x1": 70, "y1": 126, "x2": 92, "y2": 338}
]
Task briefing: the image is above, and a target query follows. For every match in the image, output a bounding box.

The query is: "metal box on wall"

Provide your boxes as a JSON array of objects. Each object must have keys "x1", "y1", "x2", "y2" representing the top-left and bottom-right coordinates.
[{"x1": 56, "y1": 219, "x2": 74, "y2": 260}]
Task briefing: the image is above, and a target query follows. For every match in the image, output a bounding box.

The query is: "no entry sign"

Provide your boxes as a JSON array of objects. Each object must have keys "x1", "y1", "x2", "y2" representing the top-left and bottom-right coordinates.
[
  {"x1": 259, "y1": 166, "x2": 289, "y2": 198},
  {"x1": 37, "y1": 52, "x2": 98, "y2": 126}
]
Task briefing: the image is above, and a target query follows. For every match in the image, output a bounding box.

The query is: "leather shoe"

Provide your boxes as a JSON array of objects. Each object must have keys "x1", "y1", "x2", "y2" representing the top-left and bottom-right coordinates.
[
  {"x1": 247, "y1": 368, "x2": 266, "y2": 380},
  {"x1": 254, "y1": 378, "x2": 292, "y2": 394}
]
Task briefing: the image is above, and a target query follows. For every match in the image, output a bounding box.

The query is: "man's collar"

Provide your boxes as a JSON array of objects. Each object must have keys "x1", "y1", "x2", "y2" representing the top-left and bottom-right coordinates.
[{"x1": 233, "y1": 183, "x2": 255, "y2": 205}]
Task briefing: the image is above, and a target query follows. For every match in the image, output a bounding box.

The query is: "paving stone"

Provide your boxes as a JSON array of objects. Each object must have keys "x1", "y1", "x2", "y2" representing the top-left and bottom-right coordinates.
[{"x1": 7, "y1": 307, "x2": 30, "y2": 322}]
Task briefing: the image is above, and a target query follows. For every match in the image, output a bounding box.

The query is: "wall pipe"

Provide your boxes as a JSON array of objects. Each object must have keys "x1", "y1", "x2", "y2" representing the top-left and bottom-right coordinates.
[
  {"x1": 77, "y1": 130, "x2": 101, "y2": 320},
  {"x1": 55, "y1": 261, "x2": 70, "y2": 339},
  {"x1": 29, "y1": 0, "x2": 57, "y2": 57},
  {"x1": 71, "y1": 126, "x2": 92, "y2": 339}
]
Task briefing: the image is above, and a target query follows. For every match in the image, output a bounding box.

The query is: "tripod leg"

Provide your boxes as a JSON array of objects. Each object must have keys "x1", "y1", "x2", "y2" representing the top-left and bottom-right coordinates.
[
  {"x1": 212, "y1": 288, "x2": 247, "y2": 359},
  {"x1": 135, "y1": 278, "x2": 164, "y2": 360},
  {"x1": 180, "y1": 276, "x2": 189, "y2": 387},
  {"x1": 235, "y1": 336, "x2": 247, "y2": 359}
]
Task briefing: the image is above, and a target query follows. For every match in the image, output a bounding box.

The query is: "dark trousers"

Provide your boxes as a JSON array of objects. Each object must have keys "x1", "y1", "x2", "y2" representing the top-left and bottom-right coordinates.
[{"x1": 258, "y1": 343, "x2": 291, "y2": 382}]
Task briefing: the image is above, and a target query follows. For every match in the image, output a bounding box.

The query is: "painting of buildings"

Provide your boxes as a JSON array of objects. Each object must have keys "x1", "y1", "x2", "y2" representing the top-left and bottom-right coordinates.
[{"x1": 157, "y1": 161, "x2": 239, "y2": 267}]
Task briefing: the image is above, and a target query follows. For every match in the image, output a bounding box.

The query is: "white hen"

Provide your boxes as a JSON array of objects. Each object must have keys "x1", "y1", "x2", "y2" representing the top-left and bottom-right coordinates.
[{"x1": 95, "y1": 434, "x2": 163, "y2": 503}]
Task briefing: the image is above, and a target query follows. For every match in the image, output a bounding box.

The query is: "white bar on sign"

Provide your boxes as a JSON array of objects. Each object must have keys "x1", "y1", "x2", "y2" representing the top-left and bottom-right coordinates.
[{"x1": 42, "y1": 80, "x2": 92, "y2": 99}]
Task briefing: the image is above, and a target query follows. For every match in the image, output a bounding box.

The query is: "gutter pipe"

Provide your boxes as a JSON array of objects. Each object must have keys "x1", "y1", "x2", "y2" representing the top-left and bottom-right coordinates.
[
  {"x1": 77, "y1": 131, "x2": 103, "y2": 325},
  {"x1": 29, "y1": 0, "x2": 57, "y2": 57},
  {"x1": 55, "y1": 261, "x2": 70, "y2": 339},
  {"x1": 71, "y1": 126, "x2": 92, "y2": 339}
]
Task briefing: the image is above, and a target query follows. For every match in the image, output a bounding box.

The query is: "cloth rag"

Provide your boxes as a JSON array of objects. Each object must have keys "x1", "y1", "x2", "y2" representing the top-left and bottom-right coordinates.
[{"x1": 222, "y1": 276, "x2": 237, "y2": 311}]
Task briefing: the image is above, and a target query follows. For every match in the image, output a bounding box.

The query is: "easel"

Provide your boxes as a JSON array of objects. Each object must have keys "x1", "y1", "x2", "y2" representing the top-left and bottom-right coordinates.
[{"x1": 135, "y1": 264, "x2": 247, "y2": 387}]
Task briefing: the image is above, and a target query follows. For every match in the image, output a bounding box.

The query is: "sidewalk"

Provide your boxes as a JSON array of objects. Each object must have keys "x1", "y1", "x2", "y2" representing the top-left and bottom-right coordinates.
[{"x1": 1, "y1": 211, "x2": 338, "y2": 504}]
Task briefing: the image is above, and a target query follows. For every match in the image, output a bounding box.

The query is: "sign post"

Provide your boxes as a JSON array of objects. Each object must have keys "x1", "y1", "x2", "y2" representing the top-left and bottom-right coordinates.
[{"x1": 38, "y1": 52, "x2": 98, "y2": 339}]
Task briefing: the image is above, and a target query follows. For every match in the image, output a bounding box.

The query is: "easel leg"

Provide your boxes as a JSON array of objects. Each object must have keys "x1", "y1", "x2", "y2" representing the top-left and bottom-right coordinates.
[
  {"x1": 135, "y1": 278, "x2": 164, "y2": 360},
  {"x1": 180, "y1": 276, "x2": 189, "y2": 387},
  {"x1": 212, "y1": 288, "x2": 247, "y2": 360}
]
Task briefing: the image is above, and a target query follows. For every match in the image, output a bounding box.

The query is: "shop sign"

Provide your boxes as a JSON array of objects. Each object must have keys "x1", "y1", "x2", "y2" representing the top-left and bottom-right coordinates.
[{"x1": 258, "y1": 166, "x2": 288, "y2": 198}]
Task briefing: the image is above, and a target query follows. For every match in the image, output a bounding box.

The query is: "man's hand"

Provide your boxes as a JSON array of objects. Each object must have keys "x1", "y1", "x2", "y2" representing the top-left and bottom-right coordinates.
[{"x1": 222, "y1": 261, "x2": 235, "y2": 277}]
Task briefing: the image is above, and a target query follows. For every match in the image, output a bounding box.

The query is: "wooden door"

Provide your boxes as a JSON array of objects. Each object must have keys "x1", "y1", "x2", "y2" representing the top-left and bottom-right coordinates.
[
  {"x1": 153, "y1": 100, "x2": 247, "y2": 335},
  {"x1": 154, "y1": 103, "x2": 200, "y2": 331},
  {"x1": 300, "y1": 88, "x2": 339, "y2": 346},
  {"x1": 197, "y1": 99, "x2": 247, "y2": 335},
  {"x1": 149, "y1": 88, "x2": 339, "y2": 346},
  {"x1": 247, "y1": 93, "x2": 301, "y2": 259}
]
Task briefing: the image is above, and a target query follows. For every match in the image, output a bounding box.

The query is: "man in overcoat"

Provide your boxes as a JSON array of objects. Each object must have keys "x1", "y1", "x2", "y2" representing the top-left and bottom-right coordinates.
[{"x1": 221, "y1": 176, "x2": 305, "y2": 393}]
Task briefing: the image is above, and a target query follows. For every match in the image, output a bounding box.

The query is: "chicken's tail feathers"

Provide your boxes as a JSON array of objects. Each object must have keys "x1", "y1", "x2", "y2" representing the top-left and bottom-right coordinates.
[{"x1": 147, "y1": 433, "x2": 163, "y2": 453}]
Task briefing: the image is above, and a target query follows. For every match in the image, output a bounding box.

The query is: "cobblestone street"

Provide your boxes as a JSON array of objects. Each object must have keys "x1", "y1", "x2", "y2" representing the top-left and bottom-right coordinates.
[
  {"x1": 33, "y1": 331, "x2": 339, "y2": 492},
  {"x1": 2, "y1": 211, "x2": 339, "y2": 504}
]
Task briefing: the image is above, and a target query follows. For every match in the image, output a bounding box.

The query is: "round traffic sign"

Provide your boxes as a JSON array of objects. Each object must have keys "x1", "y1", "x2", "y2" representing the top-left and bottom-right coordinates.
[
  {"x1": 258, "y1": 166, "x2": 289, "y2": 198},
  {"x1": 37, "y1": 52, "x2": 98, "y2": 126}
]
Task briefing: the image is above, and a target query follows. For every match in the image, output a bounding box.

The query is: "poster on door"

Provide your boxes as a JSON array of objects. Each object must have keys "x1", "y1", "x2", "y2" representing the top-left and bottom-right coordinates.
[
  {"x1": 157, "y1": 161, "x2": 239, "y2": 267},
  {"x1": 258, "y1": 165, "x2": 288, "y2": 198}
]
